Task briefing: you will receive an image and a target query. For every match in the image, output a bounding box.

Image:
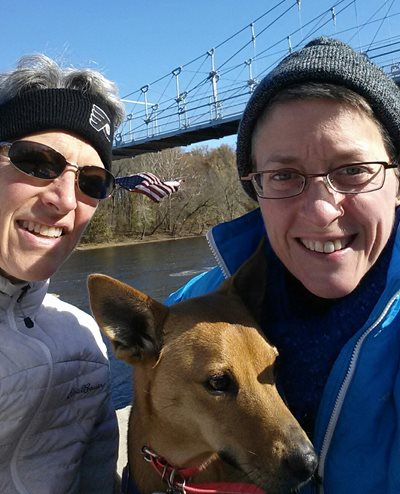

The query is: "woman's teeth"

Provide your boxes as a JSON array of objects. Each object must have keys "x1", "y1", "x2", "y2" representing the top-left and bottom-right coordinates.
[
  {"x1": 301, "y1": 238, "x2": 346, "y2": 253},
  {"x1": 22, "y1": 221, "x2": 63, "y2": 238}
]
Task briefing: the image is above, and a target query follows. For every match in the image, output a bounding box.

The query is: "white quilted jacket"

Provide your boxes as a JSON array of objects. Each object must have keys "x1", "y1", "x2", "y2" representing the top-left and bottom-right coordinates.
[{"x1": 0, "y1": 275, "x2": 118, "y2": 494}]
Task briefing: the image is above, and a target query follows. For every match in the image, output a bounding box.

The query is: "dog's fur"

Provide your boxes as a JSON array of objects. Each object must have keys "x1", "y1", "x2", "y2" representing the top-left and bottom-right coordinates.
[{"x1": 88, "y1": 245, "x2": 317, "y2": 494}]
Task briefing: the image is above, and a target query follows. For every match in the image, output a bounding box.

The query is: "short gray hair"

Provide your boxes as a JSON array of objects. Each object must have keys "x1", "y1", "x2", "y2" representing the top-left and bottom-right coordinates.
[{"x1": 0, "y1": 54, "x2": 125, "y2": 128}]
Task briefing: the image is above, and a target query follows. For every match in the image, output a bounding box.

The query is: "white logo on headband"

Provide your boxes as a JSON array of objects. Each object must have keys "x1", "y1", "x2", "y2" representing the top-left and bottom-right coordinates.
[{"x1": 89, "y1": 104, "x2": 111, "y2": 141}]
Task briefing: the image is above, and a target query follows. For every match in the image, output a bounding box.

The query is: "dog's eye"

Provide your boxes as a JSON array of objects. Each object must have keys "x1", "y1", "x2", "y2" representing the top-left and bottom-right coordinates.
[{"x1": 205, "y1": 373, "x2": 236, "y2": 395}]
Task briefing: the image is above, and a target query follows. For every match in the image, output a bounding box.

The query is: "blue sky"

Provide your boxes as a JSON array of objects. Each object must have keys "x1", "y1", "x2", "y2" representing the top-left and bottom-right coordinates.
[{"x1": 2, "y1": 0, "x2": 400, "y2": 148}]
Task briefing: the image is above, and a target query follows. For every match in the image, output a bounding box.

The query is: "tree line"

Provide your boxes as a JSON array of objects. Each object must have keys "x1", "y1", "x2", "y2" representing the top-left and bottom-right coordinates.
[{"x1": 81, "y1": 144, "x2": 255, "y2": 245}]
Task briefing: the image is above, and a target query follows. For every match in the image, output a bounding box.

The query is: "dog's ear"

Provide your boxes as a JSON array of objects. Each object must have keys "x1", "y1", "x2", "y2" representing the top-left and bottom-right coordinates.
[
  {"x1": 87, "y1": 274, "x2": 169, "y2": 364},
  {"x1": 219, "y1": 238, "x2": 267, "y2": 324}
]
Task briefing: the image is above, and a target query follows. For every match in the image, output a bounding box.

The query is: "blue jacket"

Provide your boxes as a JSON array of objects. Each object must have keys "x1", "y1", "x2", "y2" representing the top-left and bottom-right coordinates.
[{"x1": 166, "y1": 208, "x2": 400, "y2": 494}]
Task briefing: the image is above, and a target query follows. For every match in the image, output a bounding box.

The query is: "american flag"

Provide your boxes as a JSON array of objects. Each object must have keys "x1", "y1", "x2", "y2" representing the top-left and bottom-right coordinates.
[{"x1": 115, "y1": 172, "x2": 182, "y2": 203}]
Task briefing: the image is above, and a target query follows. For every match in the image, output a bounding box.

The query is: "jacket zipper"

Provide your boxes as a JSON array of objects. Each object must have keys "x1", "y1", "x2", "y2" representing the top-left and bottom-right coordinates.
[
  {"x1": 316, "y1": 288, "x2": 400, "y2": 494},
  {"x1": 206, "y1": 230, "x2": 231, "y2": 279},
  {"x1": 16, "y1": 285, "x2": 34, "y2": 328}
]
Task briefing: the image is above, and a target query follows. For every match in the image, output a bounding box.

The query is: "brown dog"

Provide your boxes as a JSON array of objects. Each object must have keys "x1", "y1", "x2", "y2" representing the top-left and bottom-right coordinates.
[{"x1": 87, "y1": 245, "x2": 317, "y2": 494}]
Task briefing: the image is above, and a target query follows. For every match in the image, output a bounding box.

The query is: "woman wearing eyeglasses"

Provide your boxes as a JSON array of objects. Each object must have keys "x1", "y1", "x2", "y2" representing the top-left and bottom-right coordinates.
[
  {"x1": 0, "y1": 55, "x2": 124, "y2": 493},
  {"x1": 166, "y1": 38, "x2": 400, "y2": 493}
]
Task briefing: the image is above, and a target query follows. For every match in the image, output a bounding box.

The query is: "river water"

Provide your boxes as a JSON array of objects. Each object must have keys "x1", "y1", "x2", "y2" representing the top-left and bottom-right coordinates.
[{"x1": 50, "y1": 236, "x2": 216, "y2": 409}]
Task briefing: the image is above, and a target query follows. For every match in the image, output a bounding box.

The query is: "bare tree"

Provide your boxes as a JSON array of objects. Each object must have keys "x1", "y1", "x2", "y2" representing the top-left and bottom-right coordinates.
[{"x1": 81, "y1": 145, "x2": 255, "y2": 244}]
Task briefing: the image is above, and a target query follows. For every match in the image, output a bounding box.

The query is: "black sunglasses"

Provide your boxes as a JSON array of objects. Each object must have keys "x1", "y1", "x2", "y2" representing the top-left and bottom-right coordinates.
[{"x1": 0, "y1": 140, "x2": 115, "y2": 200}]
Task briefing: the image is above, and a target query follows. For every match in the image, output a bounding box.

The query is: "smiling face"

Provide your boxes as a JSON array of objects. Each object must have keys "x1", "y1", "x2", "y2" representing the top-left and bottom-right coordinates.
[
  {"x1": 252, "y1": 98, "x2": 400, "y2": 299},
  {"x1": 0, "y1": 130, "x2": 103, "y2": 283}
]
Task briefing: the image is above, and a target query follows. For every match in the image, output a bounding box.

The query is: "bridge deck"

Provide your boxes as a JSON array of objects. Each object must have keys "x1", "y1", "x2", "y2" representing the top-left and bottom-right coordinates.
[{"x1": 112, "y1": 115, "x2": 240, "y2": 158}]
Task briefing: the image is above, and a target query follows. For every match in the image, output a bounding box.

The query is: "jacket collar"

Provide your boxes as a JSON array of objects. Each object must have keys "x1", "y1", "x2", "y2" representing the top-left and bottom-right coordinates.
[
  {"x1": 0, "y1": 275, "x2": 27, "y2": 298},
  {"x1": 0, "y1": 274, "x2": 49, "y2": 314},
  {"x1": 207, "y1": 207, "x2": 400, "y2": 287},
  {"x1": 206, "y1": 208, "x2": 265, "y2": 277}
]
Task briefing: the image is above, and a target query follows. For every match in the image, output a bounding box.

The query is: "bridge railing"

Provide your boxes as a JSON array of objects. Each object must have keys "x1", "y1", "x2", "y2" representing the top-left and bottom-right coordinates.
[{"x1": 112, "y1": 1, "x2": 400, "y2": 155}]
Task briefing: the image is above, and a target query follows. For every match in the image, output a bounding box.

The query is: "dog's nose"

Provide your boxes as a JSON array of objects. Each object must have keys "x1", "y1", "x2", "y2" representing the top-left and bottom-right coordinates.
[{"x1": 285, "y1": 445, "x2": 318, "y2": 482}]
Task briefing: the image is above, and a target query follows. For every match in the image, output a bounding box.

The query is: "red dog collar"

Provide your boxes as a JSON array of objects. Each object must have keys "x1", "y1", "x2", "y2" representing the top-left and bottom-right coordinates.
[{"x1": 142, "y1": 446, "x2": 266, "y2": 494}]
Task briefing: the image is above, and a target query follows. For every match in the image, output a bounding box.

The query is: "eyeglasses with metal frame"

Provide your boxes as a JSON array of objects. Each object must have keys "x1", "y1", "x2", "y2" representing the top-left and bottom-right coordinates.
[{"x1": 241, "y1": 161, "x2": 398, "y2": 199}]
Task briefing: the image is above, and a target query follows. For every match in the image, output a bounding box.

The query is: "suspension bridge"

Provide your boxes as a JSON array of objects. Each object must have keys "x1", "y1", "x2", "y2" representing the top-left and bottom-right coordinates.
[{"x1": 112, "y1": 0, "x2": 400, "y2": 159}]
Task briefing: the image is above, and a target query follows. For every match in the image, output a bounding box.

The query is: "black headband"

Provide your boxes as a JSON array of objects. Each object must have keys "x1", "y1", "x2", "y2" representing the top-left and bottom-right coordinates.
[{"x1": 0, "y1": 88, "x2": 115, "y2": 170}]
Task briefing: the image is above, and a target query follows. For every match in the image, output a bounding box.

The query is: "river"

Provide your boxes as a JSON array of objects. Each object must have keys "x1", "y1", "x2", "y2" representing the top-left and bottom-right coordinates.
[{"x1": 50, "y1": 236, "x2": 216, "y2": 409}]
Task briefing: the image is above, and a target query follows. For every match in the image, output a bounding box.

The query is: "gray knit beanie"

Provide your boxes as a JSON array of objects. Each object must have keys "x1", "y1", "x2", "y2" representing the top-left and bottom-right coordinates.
[{"x1": 237, "y1": 36, "x2": 400, "y2": 201}]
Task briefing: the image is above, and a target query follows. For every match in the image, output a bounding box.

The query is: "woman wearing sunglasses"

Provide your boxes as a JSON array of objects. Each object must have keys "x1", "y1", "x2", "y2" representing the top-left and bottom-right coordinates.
[
  {"x1": 166, "y1": 38, "x2": 400, "y2": 493},
  {"x1": 0, "y1": 55, "x2": 124, "y2": 493}
]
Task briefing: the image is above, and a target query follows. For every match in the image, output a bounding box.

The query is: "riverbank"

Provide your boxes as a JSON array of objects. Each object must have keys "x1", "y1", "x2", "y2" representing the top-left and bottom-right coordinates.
[{"x1": 77, "y1": 232, "x2": 204, "y2": 251}]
